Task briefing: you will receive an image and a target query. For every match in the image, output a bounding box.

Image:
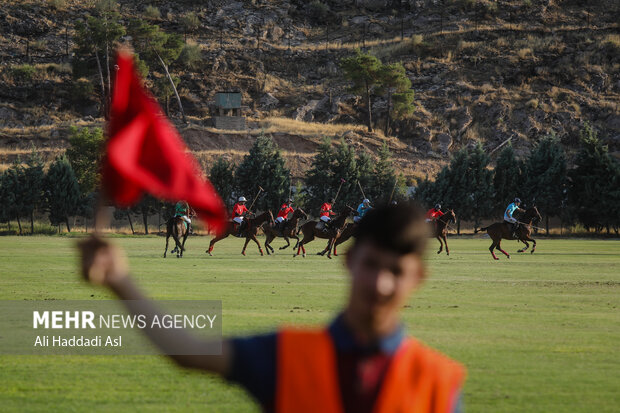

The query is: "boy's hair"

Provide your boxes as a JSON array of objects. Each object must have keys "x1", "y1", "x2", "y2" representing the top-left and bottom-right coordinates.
[{"x1": 352, "y1": 202, "x2": 428, "y2": 256}]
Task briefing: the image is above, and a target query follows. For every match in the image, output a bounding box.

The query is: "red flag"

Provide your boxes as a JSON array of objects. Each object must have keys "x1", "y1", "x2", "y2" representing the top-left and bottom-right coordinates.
[{"x1": 102, "y1": 51, "x2": 227, "y2": 234}]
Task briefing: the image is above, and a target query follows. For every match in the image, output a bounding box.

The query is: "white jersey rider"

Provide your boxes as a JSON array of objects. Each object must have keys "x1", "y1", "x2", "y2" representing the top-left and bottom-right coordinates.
[{"x1": 504, "y1": 198, "x2": 524, "y2": 238}]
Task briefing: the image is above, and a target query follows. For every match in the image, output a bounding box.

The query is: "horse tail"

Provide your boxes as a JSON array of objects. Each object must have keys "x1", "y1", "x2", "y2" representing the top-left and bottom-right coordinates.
[{"x1": 476, "y1": 226, "x2": 489, "y2": 234}]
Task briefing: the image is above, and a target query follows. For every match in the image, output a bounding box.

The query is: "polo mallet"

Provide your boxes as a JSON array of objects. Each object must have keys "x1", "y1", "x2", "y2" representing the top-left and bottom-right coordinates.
[
  {"x1": 333, "y1": 178, "x2": 346, "y2": 203},
  {"x1": 356, "y1": 180, "x2": 367, "y2": 199},
  {"x1": 248, "y1": 186, "x2": 264, "y2": 211},
  {"x1": 287, "y1": 173, "x2": 293, "y2": 200}
]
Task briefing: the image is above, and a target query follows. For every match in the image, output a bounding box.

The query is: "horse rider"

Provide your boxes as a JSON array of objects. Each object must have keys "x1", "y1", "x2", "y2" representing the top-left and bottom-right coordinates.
[
  {"x1": 318, "y1": 198, "x2": 336, "y2": 231},
  {"x1": 354, "y1": 198, "x2": 372, "y2": 224},
  {"x1": 174, "y1": 200, "x2": 192, "y2": 234},
  {"x1": 275, "y1": 198, "x2": 294, "y2": 231},
  {"x1": 504, "y1": 197, "x2": 525, "y2": 238},
  {"x1": 425, "y1": 203, "x2": 444, "y2": 227},
  {"x1": 233, "y1": 197, "x2": 249, "y2": 236}
]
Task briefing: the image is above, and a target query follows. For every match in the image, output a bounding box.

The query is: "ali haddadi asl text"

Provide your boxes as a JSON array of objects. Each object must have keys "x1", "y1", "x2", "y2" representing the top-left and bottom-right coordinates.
[{"x1": 34, "y1": 335, "x2": 121, "y2": 347}]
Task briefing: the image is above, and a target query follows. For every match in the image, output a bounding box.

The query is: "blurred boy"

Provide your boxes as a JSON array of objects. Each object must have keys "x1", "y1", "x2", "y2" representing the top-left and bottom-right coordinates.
[{"x1": 79, "y1": 202, "x2": 465, "y2": 413}]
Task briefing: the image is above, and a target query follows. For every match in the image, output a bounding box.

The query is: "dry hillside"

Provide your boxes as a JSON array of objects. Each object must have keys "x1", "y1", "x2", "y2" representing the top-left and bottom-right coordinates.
[{"x1": 0, "y1": 0, "x2": 618, "y2": 180}]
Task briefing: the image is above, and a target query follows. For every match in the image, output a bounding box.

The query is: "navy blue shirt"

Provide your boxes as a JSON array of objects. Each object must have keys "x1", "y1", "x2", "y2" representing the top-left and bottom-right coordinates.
[{"x1": 227, "y1": 315, "x2": 462, "y2": 412}]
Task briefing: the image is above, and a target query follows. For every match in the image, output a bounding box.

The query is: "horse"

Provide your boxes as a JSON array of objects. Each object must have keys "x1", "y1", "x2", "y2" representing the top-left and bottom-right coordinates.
[
  {"x1": 206, "y1": 210, "x2": 274, "y2": 256},
  {"x1": 163, "y1": 214, "x2": 192, "y2": 258},
  {"x1": 476, "y1": 206, "x2": 542, "y2": 260},
  {"x1": 262, "y1": 208, "x2": 308, "y2": 255},
  {"x1": 294, "y1": 207, "x2": 355, "y2": 259},
  {"x1": 430, "y1": 209, "x2": 456, "y2": 256},
  {"x1": 318, "y1": 222, "x2": 356, "y2": 257}
]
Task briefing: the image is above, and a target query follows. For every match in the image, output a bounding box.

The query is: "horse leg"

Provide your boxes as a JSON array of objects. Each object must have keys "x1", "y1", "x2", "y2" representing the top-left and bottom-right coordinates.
[
  {"x1": 264, "y1": 234, "x2": 272, "y2": 255},
  {"x1": 518, "y1": 240, "x2": 529, "y2": 253},
  {"x1": 489, "y1": 239, "x2": 499, "y2": 260},
  {"x1": 318, "y1": 240, "x2": 330, "y2": 256},
  {"x1": 241, "y1": 237, "x2": 251, "y2": 256},
  {"x1": 207, "y1": 234, "x2": 225, "y2": 256},
  {"x1": 267, "y1": 234, "x2": 275, "y2": 254},
  {"x1": 523, "y1": 236, "x2": 537, "y2": 254},
  {"x1": 443, "y1": 234, "x2": 450, "y2": 255},
  {"x1": 251, "y1": 235, "x2": 264, "y2": 256},
  {"x1": 326, "y1": 238, "x2": 334, "y2": 259},
  {"x1": 279, "y1": 237, "x2": 290, "y2": 250},
  {"x1": 497, "y1": 240, "x2": 510, "y2": 259},
  {"x1": 164, "y1": 235, "x2": 169, "y2": 258},
  {"x1": 436, "y1": 236, "x2": 443, "y2": 254},
  {"x1": 179, "y1": 234, "x2": 188, "y2": 258}
]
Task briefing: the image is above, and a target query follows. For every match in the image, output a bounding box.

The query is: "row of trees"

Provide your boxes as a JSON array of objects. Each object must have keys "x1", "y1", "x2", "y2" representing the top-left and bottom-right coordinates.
[
  {"x1": 207, "y1": 134, "x2": 408, "y2": 214},
  {"x1": 416, "y1": 124, "x2": 620, "y2": 234},
  {"x1": 2, "y1": 125, "x2": 617, "y2": 235}
]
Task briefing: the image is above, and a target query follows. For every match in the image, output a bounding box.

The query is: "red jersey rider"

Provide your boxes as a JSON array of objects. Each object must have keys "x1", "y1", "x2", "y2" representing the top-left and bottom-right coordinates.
[
  {"x1": 232, "y1": 196, "x2": 249, "y2": 235},
  {"x1": 319, "y1": 198, "x2": 336, "y2": 229},
  {"x1": 426, "y1": 203, "x2": 444, "y2": 227},
  {"x1": 276, "y1": 199, "x2": 294, "y2": 230}
]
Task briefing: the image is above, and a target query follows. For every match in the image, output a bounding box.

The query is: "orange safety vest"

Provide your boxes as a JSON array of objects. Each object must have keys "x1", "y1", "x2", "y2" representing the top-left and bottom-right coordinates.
[{"x1": 276, "y1": 329, "x2": 465, "y2": 413}]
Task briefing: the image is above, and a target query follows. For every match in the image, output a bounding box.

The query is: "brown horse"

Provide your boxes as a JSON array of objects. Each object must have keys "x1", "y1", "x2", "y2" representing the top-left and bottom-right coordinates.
[
  {"x1": 318, "y1": 222, "x2": 356, "y2": 257},
  {"x1": 206, "y1": 211, "x2": 274, "y2": 256},
  {"x1": 476, "y1": 206, "x2": 542, "y2": 260},
  {"x1": 430, "y1": 209, "x2": 456, "y2": 256},
  {"x1": 164, "y1": 216, "x2": 190, "y2": 258},
  {"x1": 294, "y1": 207, "x2": 354, "y2": 259},
  {"x1": 262, "y1": 208, "x2": 308, "y2": 255}
]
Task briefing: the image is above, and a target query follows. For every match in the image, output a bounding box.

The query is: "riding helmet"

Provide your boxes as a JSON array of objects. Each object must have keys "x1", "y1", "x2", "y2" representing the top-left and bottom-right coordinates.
[
  {"x1": 514, "y1": 197, "x2": 521, "y2": 203},
  {"x1": 435, "y1": 203, "x2": 441, "y2": 209},
  {"x1": 239, "y1": 196, "x2": 247, "y2": 202}
]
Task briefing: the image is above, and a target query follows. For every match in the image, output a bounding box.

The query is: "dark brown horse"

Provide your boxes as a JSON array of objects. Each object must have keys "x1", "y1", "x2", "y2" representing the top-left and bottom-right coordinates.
[
  {"x1": 476, "y1": 206, "x2": 542, "y2": 260},
  {"x1": 430, "y1": 209, "x2": 456, "y2": 255},
  {"x1": 164, "y1": 216, "x2": 190, "y2": 258},
  {"x1": 262, "y1": 208, "x2": 308, "y2": 255},
  {"x1": 294, "y1": 207, "x2": 354, "y2": 259},
  {"x1": 206, "y1": 211, "x2": 274, "y2": 256}
]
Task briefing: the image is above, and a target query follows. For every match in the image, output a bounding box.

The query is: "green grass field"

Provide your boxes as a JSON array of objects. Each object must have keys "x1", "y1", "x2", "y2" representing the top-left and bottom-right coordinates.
[{"x1": 0, "y1": 235, "x2": 618, "y2": 412}]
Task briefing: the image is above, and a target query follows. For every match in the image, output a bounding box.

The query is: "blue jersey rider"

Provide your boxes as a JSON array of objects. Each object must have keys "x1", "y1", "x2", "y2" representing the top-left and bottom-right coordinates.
[
  {"x1": 174, "y1": 200, "x2": 192, "y2": 233},
  {"x1": 354, "y1": 199, "x2": 372, "y2": 223},
  {"x1": 504, "y1": 198, "x2": 525, "y2": 238}
]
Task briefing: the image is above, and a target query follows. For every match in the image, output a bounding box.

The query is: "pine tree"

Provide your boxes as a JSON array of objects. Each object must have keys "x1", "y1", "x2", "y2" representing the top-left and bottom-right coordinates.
[
  {"x1": 493, "y1": 144, "x2": 523, "y2": 216},
  {"x1": 23, "y1": 147, "x2": 45, "y2": 234},
  {"x1": 44, "y1": 156, "x2": 81, "y2": 232},
  {"x1": 235, "y1": 133, "x2": 290, "y2": 212},
  {"x1": 378, "y1": 62, "x2": 415, "y2": 136},
  {"x1": 340, "y1": 50, "x2": 383, "y2": 132},
  {"x1": 72, "y1": 1, "x2": 125, "y2": 118},
  {"x1": 209, "y1": 157, "x2": 235, "y2": 208},
  {"x1": 568, "y1": 124, "x2": 620, "y2": 233},
  {"x1": 305, "y1": 138, "x2": 336, "y2": 213},
  {"x1": 464, "y1": 142, "x2": 494, "y2": 230},
  {"x1": 127, "y1": 19, "x2": 186, "y2": 121},
  {"x1": 331, "y1": 140, "x2": 359, "y2": 209},
  {"x1": 524, "y1": 133, "x2": 567, "y2": 234},
  {"x1": 367, "y1": 142, "x2": 407, "y2": 205},
  {"x1": 0, "y1": 161, "x2": 24, "y2": 234},
  {"x1": 66, "y1": 126, "x2": 105, "y2": 195}
]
